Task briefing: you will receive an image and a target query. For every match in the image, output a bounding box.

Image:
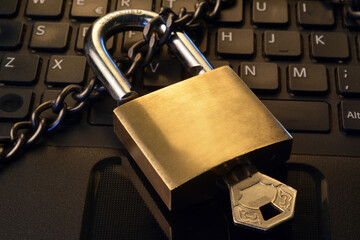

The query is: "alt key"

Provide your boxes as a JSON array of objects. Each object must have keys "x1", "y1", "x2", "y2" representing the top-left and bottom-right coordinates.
[{"x1": 340, "y1": 101, "x2": 360, "y2": 134}]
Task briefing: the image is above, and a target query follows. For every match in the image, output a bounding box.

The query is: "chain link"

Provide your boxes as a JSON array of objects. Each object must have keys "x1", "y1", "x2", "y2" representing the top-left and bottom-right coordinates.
[{"x1": 0, "y1": 0, "x2": 225, "y2": 165}]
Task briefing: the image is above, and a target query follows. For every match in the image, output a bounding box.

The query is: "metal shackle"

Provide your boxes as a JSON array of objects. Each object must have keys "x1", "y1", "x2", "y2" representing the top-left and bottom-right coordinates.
[{"x1": 84, "y1": 9, "x2": 213, "y2": 103}]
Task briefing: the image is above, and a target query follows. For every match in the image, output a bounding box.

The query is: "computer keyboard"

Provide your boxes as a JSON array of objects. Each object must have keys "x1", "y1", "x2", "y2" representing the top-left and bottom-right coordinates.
[{"x1": 0, "y1": 0, "x2": 360, "y2": 159}]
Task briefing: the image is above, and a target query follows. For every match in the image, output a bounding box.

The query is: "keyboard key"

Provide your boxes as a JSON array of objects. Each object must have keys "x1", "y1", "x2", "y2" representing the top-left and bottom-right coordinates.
[
  {"x1": 288, "y1": 64, "x2": 328, "y2": 95},
  {"x1": 262, "y1": 100, "x2": 330, "y2": 133},
  {"x1": 218, "y1": 0, "x2": 243, "y2": 23},
  {"x1": 252, "y1": 0, "x2": 288, "y2": 26},
  {"x1": 210, "y1": 60, "x2": 230, "y2": 69},
  {"x1": 46, "y1": 56, "x2": 87, "y2": 86},
  {"x1": 0, "y1": 88, "x2": 33, "y2": 120},
  {"x1": 89, "y1": 94, "x2": 116, "y2": 126},
  {"x1": 76, "y1": 24, "x2": 114, "y2": 52},
  {"x1": 343, "y1": 6, "x2": 360, "y2": 30},
  {"x1": 310, "y1": 32, "x2": 349, "y2": 61},
  {"x1": 0, "y1": 21, "x2": 23, "y2": 50},
  {"x1": 264, "y1": 31, "x2": 301, "y2": 59},
  {"x1": 0, "y1": 54, "x2": 40, "y2": 85},
  {"x1": 240, "y1": 62, "x2": 278, "y2": 92},
  {"x1": 297, "y1": 1, "x2": 334, "y2": 28},
  {"x1": 0, "y1": 0, "x2": 19, "y2": 16},
  {"x1": 142, "y1": 59, "x2": 184, "y2": 88},
  {"x1": 340, "y1": 101, "x2": 360, "y2": 134},
  {"x1": 217, "y1": 29, "x2": 254, "y2": 57},
  {"x1": 26, "y1": 0, "x2": 64, "y2": 18},
  {"x1": 116, "y1": 0, "x2": 152, "y2": 10},
  {"x1": 71, "y1": 0, "x2": 108, "y2": 19},
  {"x1": 337, "y1": 66, "x2": 360, "y2": 97},
  {"x1": 122, "y1": 30, "x2": 144, "y2": 53},
  {"x1": 30, "y1": 22, "x2": 70, "y2": 51},
  {"x1": 161, "y1": 0, "x2": 196, "y2": 13}
]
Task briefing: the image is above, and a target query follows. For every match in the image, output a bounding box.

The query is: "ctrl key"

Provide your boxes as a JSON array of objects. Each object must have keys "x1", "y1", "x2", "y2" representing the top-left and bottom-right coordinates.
[
  {"x1": 0, "y1": 89, "x2": 33, "y2": 120},
  {"x1": 341, "y1": 101, "x2": 360, "y2": 134}
]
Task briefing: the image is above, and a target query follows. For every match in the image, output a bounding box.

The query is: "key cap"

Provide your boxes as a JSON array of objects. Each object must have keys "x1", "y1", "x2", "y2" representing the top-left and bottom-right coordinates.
[
  {"x1": 26, "y1": 0, "x2": 64, "y2": 19},
  {"x1": 340, "y1": 101, "x2": 360, "y2": 134},
  {"x1": 0, "y1": 21, "x2": 23, "y2": 50},
  {"x1": 288, "y1": 64, "x2": 328, "y2": 95},
  {"x1": 264, "y1": 31, "x2": 301, "y2": 59},
  {"x1": 240, "y1": 62, "x2": 278, "y2": 92},
  {"x1": 143, "y1": 59, "x2": 184, "y2": 88},
  {"x1": 218, "y1": 0, "x2": 243, "y2": 23},
  {"x1": 0, "y1": 54, "x2": 40, "y2": 85},
  {"x1": 122, "y1": 30, "x2": 144, "y2": 53},
  {"x1": 30, "y1": 22, "x2": 70, "y2": 52},
  {"x1": 0, "y1": 0, "x2": 19, "y2": 16},
  {"x1": 46, "y1": 56, "x2": 87, "y2": 86},
  {"x1": 217, "y1": 29, "x2": 254, "y2": 57},
  {"x1": 76, "y1": 24, "x2": 114, "y2": 52},
  {"x1": 310, "y1": 32, "x2": 349, "y2": 61},
  {"x1": 262, "y1": 100, "x2": 330, "y2": 132},
  {"x1": 297, "y1": 1, "x2": 335, "y2": 28},
  {"x1": 89, "y1": 94, "x2": 116, "y2": 126},
  {"x1": 210, "y1": 60, "x2": 230, "y2": 69},
  {"x1": 252, "y1": 0, "x2": 288, "y2": 27},
  {"x1": 223, "y1": 165, "x2": 296, "y2": 230},
  {"x1": 71, "y1": 0, "x2": 108, "y2": 19},
  {"x1": 0, "y1": 88, "x2": 33, "y2": 120},
  {"x1": 343, "y1": 6, "x2": 360, "y2": 30},
  {"x1": 161, "y1": 0, "x2": 196, "y2": 13},
  {"x1": 116, "y1": 0, "x2": 152, "y2": 10},
  {"x1": 337, "y1": 66, "x2": 360, "y2": 97}
]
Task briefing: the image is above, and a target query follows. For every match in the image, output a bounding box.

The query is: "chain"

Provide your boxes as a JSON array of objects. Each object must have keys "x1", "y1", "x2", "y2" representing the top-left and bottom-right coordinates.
[{"x1": 0, "y1": 0, "x2": 227, "y2": 165}]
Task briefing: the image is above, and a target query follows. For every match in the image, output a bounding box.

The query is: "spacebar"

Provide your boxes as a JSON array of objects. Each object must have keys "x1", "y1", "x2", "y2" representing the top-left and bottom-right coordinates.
[{"x1": 262, "y1": 100, "x2": 330, "y2": 132}]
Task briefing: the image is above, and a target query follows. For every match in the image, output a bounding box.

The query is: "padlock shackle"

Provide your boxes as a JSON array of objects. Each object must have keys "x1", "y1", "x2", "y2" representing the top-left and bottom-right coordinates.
[{"x1": 85, "y1": 9, "x2": 213, "y2": 103}]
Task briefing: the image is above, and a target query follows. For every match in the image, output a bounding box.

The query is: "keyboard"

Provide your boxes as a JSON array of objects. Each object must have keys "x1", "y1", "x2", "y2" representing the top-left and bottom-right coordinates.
[{"x1": 1, "y1": 1, "x2": 360, "y2": 239}]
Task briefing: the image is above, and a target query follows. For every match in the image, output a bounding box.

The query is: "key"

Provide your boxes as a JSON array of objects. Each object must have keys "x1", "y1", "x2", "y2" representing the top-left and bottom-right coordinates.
[
  {"x1": 0, "y1": 21, "x2": 23, "y2": 50},
  {"x1": 263, "y1": 100, "x2": 330, "y2": 132},
  {"x1": 89, "y1": 94, "x2": 117, "y2": 126},
  {"x1": 0, "y1": 88, "x2": 33, "y2": 120},
  {"x1": 210, "y1": 60, "x2": 230, "y2": 69},
  {"x1": 0, "y1": 54, "x2": 40, "y2": 85},
  {"x1": 86, "y1": 10, "x2": 296, "y2": 231},
  {"x1": 71, "y1": 0, "x2": 108, "y2": 19},
  {"x1": 122, "y1": 30, "x2": 144, "y2": 53},
  {"x1": 218, "y1": 0, "x2": 243, "y2": 23},
  {"x1": 161, "y1": 0, "x2": 196, "y2": 13},
  {"x1": 288, "y1": 64, "x2": 328, "y2": 95},
  {"x1": 143, "y1": 59, "x2": 184, "y2": 89},
  {"x1": 0, "y1": 0, "x2": 19, "y2": 16},
  {"x1": 310, "y1": 32, "x2": 349, "y2": 61},
  {"x1": 297, "y1": 1, "x2": 335, "y2": 28},
  {"x1": 26, "y1": 0, "x2": 64, "y2": 19},
  {"x1": 217, "y1": 29, "x2": 254, "y2": 57},
  {"x1": 224, "y1": 165, "x2": 296, "y2": 230},
  {"x1": 76, "y1": 24, "x2": 114, "y2": 52},
  {"x1": 240, "y1": 62, "x2": 279, "y2": 92},
  {"x1": 46, "y1": 56, "x2": 87, "y2": 86},
  {"x1": 340, "y1": 101, "x2": 360, "y2": 134},
  {"x1": 252, "y1": 0, "x2": 288, "y2": 27},
  {"x1": 116, "y1": 0, "x2": 152, "y2": 10},
  {"x1": 30, "y1": 22, "x2": 70, "y2": 52},
  {"x1": 337, "y1": 66, "x2": 360, "y2": 96},
  {"x1": 264, "y1": 31, "x2": 301, "y2": 59}
]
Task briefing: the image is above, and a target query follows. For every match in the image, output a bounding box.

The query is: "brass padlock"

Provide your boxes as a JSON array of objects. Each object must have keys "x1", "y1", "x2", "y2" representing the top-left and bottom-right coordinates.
[{"x1": 85, "y1": 9, "x2": 296, "y2": 231}]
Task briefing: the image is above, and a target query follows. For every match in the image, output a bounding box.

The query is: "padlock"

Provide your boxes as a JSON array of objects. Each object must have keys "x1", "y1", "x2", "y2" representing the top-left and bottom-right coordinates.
[{"x1": 85, "y1": 9, "x2": 296, "y2": 231}]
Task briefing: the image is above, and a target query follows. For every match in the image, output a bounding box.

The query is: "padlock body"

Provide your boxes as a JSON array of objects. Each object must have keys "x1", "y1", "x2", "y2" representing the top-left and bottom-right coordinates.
[{"x1": 113, "y1": 66, "x2": 292, "y2": 210}]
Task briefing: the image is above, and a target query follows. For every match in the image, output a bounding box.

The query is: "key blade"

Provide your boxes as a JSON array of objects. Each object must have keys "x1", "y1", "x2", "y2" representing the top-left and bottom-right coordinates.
[{"x1": 224, "y1": 170, "x2": 297, "y2": 231}]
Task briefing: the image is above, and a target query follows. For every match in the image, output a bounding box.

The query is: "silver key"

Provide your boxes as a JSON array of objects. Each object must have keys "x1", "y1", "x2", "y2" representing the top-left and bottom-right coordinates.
[{"x1": 224, "y1": 164, "x2": 297, "y2": 231}]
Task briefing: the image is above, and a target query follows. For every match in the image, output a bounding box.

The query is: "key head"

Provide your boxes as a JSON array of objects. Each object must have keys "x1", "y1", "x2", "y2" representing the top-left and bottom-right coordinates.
[
  {"x1": 228, "y1": 172, "x2": 297, "y2": 231},
  {"x1": 113, "y1": 66, "x2": 293, "y2": 210}
]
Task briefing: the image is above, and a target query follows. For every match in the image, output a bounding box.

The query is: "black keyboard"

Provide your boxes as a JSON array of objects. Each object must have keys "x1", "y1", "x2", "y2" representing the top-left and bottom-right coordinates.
[
  {"x1": 1, "y1": 0, "x2": 359, "y2": 157},
  {"x1": 1, "y1": 0, "x2": 360, "y2": 239}
]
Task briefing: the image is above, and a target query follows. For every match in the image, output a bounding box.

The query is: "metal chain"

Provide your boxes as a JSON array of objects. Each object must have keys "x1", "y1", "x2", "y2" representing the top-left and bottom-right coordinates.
[{"x1": 0, "y1": 0, "x2": 227, "y2": 165}]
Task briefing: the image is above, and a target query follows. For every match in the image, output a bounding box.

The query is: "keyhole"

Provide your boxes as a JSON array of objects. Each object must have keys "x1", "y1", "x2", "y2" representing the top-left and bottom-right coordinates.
[{"x1": 259, "y1": 203, "x2": 282, "y2": 221}]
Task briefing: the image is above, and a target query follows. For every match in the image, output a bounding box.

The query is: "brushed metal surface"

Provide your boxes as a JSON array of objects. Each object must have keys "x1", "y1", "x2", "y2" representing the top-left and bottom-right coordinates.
[{"x1": 114, "y1": 66, "x2": 292, "y2": 210}]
